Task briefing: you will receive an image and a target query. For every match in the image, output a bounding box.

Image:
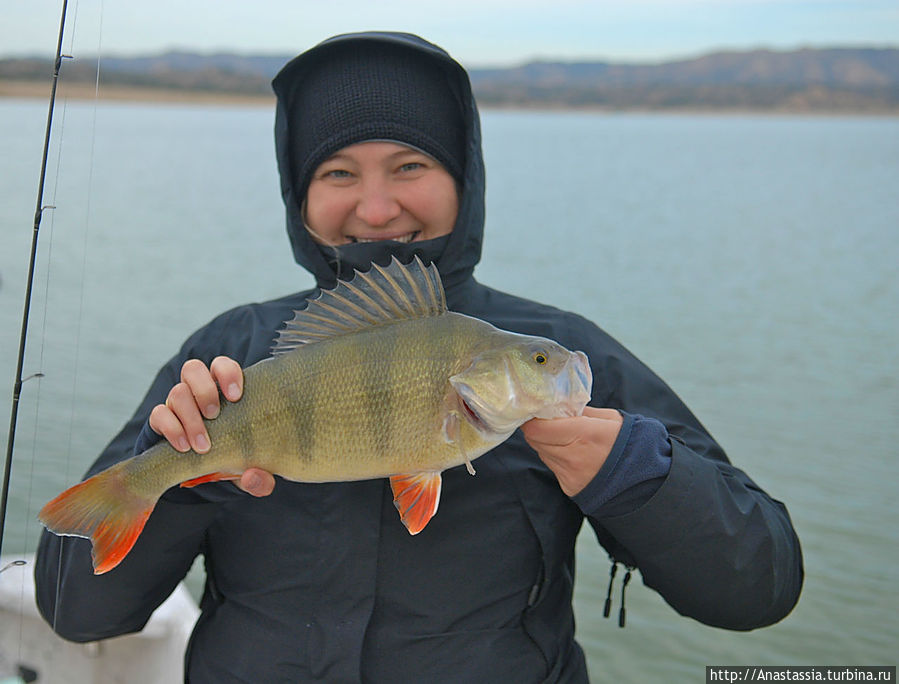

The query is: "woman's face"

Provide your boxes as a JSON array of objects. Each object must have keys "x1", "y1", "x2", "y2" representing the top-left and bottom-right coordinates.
[{"x1": 304, "y1": 141, "x2": 459, "y2": 246}]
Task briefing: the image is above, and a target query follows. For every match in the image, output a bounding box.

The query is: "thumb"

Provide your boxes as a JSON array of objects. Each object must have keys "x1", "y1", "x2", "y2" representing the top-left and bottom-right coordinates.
[
  {"x1": 521, "y1": 407, "x2": 622, "y2": 447},
  {"x1": 239, "y1": 468, "x2": 276, "y2": 497},
  {"x1": 520, "y1": 415, "x2": 581, "y2": 446}
]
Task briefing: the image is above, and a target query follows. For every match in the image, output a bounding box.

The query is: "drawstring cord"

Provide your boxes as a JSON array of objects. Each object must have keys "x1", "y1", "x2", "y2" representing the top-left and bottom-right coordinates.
[
  {"x1": 603, "y1": 560, "x2": 634, "y2": 628},
  {"x1": 602, "y1": 561, "x2": 617, "y2": 618},
  {"x1": 619, "y1": 566, "x2": 632, "y2": 628}
]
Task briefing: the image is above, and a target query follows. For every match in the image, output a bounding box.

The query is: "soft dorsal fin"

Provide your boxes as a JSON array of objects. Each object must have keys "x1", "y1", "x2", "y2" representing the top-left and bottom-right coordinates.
[{"x1": 273, "y1": 255, "x2": 446, "y2": 354}]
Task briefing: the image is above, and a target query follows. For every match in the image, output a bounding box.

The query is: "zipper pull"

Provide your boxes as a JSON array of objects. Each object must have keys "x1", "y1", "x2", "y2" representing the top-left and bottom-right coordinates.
[
  {"x1": 618, "y1": 566, "x2": 633, "y2": 628},
  {"x1": 603, "y1": 561, "x2": 618, "y2": 619}
]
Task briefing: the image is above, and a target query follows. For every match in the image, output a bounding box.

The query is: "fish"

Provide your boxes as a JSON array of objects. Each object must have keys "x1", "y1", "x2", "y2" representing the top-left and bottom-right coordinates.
[{"x1": 39, "y1": 256, "x2": 592, "y2": 574}]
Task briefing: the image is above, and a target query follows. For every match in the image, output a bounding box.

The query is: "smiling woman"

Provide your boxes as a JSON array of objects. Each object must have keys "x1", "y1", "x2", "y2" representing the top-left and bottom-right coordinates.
[{"x1": 31, "y1": 30, "x2": 803, "y2": 684}]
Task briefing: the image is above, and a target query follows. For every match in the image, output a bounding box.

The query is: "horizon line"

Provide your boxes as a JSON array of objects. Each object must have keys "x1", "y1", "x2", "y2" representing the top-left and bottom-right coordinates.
[{"x1": 1, "y1": 42, "x2": 897, "y2": 70}]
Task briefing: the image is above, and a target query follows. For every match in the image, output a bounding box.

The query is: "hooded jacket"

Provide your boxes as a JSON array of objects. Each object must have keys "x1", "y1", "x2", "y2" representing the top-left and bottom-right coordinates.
[{"x1": 35, "y1": 32, "x2": 803, "y2": 683}]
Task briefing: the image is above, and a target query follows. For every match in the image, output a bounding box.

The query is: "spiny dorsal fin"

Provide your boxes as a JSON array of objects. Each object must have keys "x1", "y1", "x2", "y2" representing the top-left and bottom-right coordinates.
[{"x1": 272, "y1": 255, "x2": 446, "y2": 354}]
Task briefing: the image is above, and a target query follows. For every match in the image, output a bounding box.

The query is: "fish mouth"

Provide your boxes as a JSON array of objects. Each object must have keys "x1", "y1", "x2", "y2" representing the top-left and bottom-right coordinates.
[
  {"x1": 348, "y1": 231, "x2": 419, "y2": 244},
  {"x1": 534, "y1": 351, "x2": 593, "y2": 420},
  {"x1": 564, "y1": 351, "x2": 592, "y2": 409},
  {"x1": 454, "y1": 384, "x2": 520, "y2": 436},
  {"x1": 460, "y1": 396, "x2": 490, "y2": 433}
]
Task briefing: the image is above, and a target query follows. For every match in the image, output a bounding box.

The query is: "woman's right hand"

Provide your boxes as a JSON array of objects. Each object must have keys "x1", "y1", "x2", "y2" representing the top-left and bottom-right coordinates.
[{"x1": 149, "y1": 356, "x2": 275, "y2": 497}]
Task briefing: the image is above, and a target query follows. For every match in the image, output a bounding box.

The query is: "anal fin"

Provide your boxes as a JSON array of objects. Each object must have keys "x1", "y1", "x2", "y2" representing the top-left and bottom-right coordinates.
[
  {"x1": 179, "y1": 471, "x2": 243, "y2": 488},
  {"x1": 389, "y1": 472, "x2": 442, "y2": 535}
]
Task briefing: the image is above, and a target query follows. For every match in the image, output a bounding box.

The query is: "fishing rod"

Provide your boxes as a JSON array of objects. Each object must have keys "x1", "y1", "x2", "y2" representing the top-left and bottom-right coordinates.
[{"x1": 0, "y1": 0, "x2": 71, "y2": 562}]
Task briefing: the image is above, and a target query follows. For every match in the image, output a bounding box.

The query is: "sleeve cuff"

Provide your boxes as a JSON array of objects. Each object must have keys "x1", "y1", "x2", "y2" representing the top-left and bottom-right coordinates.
[{"x1": 573, "y1": 411, "x2": 672, "y2": 518}]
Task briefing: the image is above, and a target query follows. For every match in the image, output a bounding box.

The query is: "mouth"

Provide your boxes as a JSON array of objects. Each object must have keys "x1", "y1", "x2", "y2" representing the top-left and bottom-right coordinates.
[
  {"x1": 347, "y1": 231, "x2": 419, "y2": 244},
  {"x1": 556, "y1": 352, "x2": 593, "y2": 415},
  {"x1": 460, "y1": 396, "x2": 489, "y2": 433},
  {"x1": 573, "y1": 351, "x2": 592, "y2": 396}
]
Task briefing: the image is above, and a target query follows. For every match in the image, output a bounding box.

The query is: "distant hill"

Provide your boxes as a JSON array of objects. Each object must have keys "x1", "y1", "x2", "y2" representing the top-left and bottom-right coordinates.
[
  {"x1": 469, "y1": 47, "x2": 899, "y2": 111},
  {"x1": 2, "y1": 47, "x2": 897, "y2": 112}
]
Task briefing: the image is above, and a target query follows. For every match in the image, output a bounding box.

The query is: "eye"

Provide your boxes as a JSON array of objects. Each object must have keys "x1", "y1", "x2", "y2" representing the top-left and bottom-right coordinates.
[
  {"x1": 533, "y1": 352, "x2": 547, "y2": 365},
  {"x1": 313, "y1": 161, "x2": 354, "y2": 182}
]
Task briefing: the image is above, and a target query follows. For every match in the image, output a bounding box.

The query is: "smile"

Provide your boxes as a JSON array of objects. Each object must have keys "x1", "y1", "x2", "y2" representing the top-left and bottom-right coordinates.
[{"x1": 348, "y1": 231, "x2": 419, "y2": 244}]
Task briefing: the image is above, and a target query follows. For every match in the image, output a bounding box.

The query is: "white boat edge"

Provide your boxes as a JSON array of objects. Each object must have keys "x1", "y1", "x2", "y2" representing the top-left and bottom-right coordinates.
[{"x1": 1, "y1": 554, "x2": 199, "y2": 684}]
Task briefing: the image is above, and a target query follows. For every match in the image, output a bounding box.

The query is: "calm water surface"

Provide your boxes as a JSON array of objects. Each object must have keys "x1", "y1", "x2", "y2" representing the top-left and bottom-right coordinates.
[{"x1": 1, "y1": 100, "x2": 897, "y2": 680}]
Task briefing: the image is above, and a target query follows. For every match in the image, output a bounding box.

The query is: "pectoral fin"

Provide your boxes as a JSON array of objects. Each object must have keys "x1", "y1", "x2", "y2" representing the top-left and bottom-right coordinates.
[
  {"x1": 442, "y1": 410, "x2": 476, "y2": 475},
  {"x1": 389, "y1": 472, "x2": 442, "y2": 535}
]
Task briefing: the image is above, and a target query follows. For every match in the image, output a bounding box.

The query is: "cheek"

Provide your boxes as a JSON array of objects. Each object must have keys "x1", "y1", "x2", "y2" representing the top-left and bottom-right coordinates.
[
  {"x1": 410, "y1": 177, "x2": 459, "y2": 236},
  {"x1": 305, "y1": 185, "x2": 349, "y2": 242}
]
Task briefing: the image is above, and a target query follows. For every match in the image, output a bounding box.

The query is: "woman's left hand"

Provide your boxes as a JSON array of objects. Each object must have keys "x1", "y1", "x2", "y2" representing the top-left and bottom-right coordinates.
[{"x1": 520, "y1": 407, "x2": 623, "y2": 497}]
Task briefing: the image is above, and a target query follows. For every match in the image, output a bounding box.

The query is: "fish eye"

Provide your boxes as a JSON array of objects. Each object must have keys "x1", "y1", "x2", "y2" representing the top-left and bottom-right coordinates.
[{"x1": 533, "y1": 352, "x2": 547, "y2": 365}]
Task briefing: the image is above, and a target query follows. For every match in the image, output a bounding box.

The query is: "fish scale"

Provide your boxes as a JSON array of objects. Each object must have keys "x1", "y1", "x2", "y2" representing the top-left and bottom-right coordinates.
[
  {"x1": 264, "y1": 318, "x2": 479, "y2": 478},
  {"x1": 38, "y1": 257, "x2": 592, "y2": 573}
]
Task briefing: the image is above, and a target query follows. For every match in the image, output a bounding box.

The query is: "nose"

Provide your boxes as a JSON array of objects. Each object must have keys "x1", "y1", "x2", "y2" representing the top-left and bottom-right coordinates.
[{"x1": 355, "y1": 178, "x2": 402, "y2": 227}]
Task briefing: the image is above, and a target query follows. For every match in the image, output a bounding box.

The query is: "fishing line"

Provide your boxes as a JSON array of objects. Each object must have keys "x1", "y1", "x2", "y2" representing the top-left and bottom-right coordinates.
[
  {"x1": 17, "y1": 0, "x2": 84, "y2": 569},
  {"x1": 42, "y1": 1, "x2": 103, "y2": 631},
  {"x1": 14, "y1": 0, "x2": 88, "y2": 558},
  {"x1": 19, "y1": 15, "x2": 84, "y2": 656},
  {"x1": 51, "y1": 0, "x2": 104, "y2": 636},
  {"x1": 0, "y1": 0, "x2": 71, "y2": 562},
  {"x1": 0, "y1": 1, "x2": 73, "y2": 670},
  {"x1": 62, "y1": 0, "x2": 105, "y2": 492}
]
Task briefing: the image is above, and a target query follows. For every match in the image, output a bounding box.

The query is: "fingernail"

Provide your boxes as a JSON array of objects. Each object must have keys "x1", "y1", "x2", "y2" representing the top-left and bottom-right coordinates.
[
  {"x1": 205, "y1": 404, "x2": 219, "y2": 419},
  {"x1": 195, "y1": 434, "x2": 210, "y2": 452},
  {"x1": 227, "y1": 383, "x2": 241, "y2": 401},
  {"x1": 176, "y1": 437, "x2": 190, "y2": 452}
]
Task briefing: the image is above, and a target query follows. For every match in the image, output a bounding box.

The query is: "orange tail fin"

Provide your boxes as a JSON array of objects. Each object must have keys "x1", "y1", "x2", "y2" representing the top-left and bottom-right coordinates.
[{"x1": 38, "y1": 464, "x2": 156, "y2": 575}]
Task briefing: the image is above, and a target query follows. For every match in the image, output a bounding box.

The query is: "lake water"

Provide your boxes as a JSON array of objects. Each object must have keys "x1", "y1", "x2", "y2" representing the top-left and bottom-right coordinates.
[{"x1": 1, "y1": 99, "x2": 897, "y2": 681}]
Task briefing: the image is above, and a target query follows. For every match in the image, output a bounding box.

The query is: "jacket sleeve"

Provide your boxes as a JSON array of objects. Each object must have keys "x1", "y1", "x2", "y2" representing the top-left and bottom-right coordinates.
[
  {"x1": 576, "y1": 322, "x2": 803, "y2": 631},
  {"x1": 33, "y1": 310, "x2": 257, "y2": 642}
]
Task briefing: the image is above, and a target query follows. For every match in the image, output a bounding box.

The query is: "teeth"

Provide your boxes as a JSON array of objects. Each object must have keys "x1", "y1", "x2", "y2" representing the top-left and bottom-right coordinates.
[{"x1": 350, "y1": 232, "x2": 417, "y2": 244}]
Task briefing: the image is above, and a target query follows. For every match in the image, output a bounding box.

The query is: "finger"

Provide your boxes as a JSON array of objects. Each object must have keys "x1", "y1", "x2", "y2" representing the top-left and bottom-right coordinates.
[
  {"x1": 521, "y1": 408, "x2": 622, "y2": 446},
  {"x1": 582, "y1": 406, "x2": 622, "y2": 421},
  {"x1": 210, "y1": 356, "x2": 243, "y2": 403},
  {"x1": 167, "y1": 381, "x2": 211, "y2": 453},
  {"x1": 238, "y1": 468, "x2": 276, "y2": 497},
  {"x1": 181, "y1": 359, "x2": 221, "y2": 419},
  {"x1": 149, "y1": 404, "x2": 191, "y2": 452},
  {"x1": 520, "y1": 415, "x2": 582, "y2": 446}
]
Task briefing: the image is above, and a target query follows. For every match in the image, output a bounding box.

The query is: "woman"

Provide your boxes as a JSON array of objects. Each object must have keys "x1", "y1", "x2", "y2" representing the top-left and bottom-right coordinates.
[{"x1": 35, "y1": 32, "x2": 803, "y2": 683}]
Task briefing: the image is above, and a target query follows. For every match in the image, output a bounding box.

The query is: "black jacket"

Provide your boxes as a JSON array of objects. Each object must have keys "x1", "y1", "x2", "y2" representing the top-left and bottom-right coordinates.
[{"x1": 35, "y1": 32, "x2": 803, "y2": 683}]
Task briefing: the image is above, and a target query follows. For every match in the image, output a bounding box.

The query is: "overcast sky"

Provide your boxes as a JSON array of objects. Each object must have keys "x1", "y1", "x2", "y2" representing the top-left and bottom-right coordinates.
[{"x1": 4, "y1": 0, "x2": 897, "y2": 67}]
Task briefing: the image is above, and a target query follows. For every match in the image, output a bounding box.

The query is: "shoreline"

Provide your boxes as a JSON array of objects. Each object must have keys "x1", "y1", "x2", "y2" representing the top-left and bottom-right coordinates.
[
  {"x1": 1, "y1": 79, "x2": 897, "y2": 116},
  {"x1": 0, "y1": 79, "x2": 274, "y2": 107}
]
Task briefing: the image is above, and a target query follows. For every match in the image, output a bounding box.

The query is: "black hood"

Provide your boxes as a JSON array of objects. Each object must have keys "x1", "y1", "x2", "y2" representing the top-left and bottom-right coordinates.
[{"x1": 272, "y1": 32, "x2": 485, "y2": 293}]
